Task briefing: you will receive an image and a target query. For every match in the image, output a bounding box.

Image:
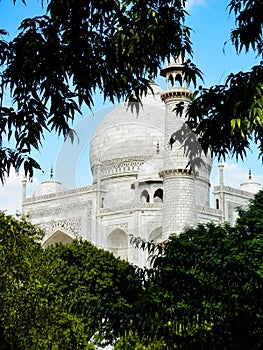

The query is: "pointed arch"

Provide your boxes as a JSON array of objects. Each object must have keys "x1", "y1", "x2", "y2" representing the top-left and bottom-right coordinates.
[
  {"x1": 140, "y1": 189, "x2": 150, "y2": 203},
  {"x1": 107, "y1": 228, "x2": 128, "y2": 260},
  {"x1": 175, "y1": 73, "x2": 183, "y2": 87},
  {"x1": 168, "y1": 74, "x2": 174, "y2": 88},
  {"x1": 154, "y1": 188, "x2": 163, "y2": 202},
  {"x1": 42, "y1": 228, "x2": 75, "y2": 249}
]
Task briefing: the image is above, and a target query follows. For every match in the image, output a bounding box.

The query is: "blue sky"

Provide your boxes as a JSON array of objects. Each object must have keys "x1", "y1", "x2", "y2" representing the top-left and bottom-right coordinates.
[{"x1": 0, "y1": 0, "x2": 262, "y2": 213}]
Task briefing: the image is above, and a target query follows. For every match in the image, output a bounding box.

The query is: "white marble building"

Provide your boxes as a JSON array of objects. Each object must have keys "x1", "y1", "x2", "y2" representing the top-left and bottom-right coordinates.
[{"x1": 22, "y1": 58, "x2": 261, "y2": 267}]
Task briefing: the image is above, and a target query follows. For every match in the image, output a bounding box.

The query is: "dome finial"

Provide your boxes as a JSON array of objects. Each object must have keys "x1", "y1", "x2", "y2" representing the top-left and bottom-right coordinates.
[
  {"x1": 240, "y1": 168, "x2": 261, "y2": 193},
  {"x1": 50, "y1": 166, "x2": 54, "y2": 179},
  {"x1": 147, "y1": 67, "x2": 154, "y2": 82}
]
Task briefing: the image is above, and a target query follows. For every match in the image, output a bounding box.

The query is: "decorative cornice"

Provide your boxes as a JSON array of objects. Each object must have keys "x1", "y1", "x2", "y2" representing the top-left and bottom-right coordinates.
[
  {"x1": 196, "y1": 205, "x2": 222, "y2": 215},
  {"x1": 213, "y1": 185, "x2": 255, "y2": 198},
  {"x1": 93, "y1": 157, "x2": 147, "y2": 182},
  {"x1": 161, "y1": 89, "x2": 193, "y2": 102},
  {"x1": 28, "y1": 201, "x2": 92, "y2": 219},
  {"x1": 159, "y1": 168, "x2": 196, "y2": 179},
  {"x1": 24, "y1": 186, "x2": 96, "y2": 203},
  {"x1": 99, "y1": 202, "x2": 162, "y2": 215}
]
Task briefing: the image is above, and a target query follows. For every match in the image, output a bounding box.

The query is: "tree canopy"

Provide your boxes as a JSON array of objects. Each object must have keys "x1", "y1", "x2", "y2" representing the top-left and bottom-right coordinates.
[
  {"x1": 0, "y1": 0, "x2": 199, "y2": 182},
  {"x1": 0, "y1": 211, "x2": 142, "y2": 349},
  {"x1": 187, "y1": 0, "x2": 263, "y2": 162},
  {"x1": 1, "y1": 1, "x2": 263, "y2": 181},
  {"x1": 130, "y1": 190, "x2": 263, "y2": 349},
  {"x1": 1, "y1": 190, "x2": 263, "y2": 349}
]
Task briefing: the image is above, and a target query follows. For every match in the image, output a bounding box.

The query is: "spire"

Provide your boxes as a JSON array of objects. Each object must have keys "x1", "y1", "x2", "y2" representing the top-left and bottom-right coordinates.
[
  {"x1": 219, "y1": 164, "x2": 224, "y2": 186},
  {"x1": 156, "y1": 141, "x2": 160, "y2": 155},
  {"x1": 50, "y1": 166, "x2": 54, "y2": 179},
  {"x1": 21, "y1": 177, "x2": 27, "y2": 206},
  {"x1": 147, "y1": 68, "x2": 154, "y2": 83},
  {"x1": 240, "y1": 168, "x2": 261, "y2": 194}
]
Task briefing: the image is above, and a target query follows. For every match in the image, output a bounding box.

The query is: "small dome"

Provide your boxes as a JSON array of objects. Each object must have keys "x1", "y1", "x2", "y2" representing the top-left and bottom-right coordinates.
[
  {"x1": 240, "y1": 180, "x2": 261, "y2": 194},
  {"x1": 240, "y1": 171, "x2": 261, "y2": 194},
  {"x1": 33, "y1": 178, "x2": 65, "y2": 197},
  {"x1": 137, "y1": 156, "x2": 163, "y2": 182}
]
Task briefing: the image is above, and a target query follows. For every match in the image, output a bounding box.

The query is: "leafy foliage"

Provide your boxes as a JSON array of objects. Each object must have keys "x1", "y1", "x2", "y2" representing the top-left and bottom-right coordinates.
[
  {"x1": 114, "y1": 330, "x2": 166, "y2": 349},
  {"x1": 187, "y1": 62, "x2": 263, "y2": 160},
  {"x1": 0, "y1": 211, "x2": 142, "y2": 349},
  {"x1": 187, "y1": 0, "x2": 263, "y2": 161},
  {"x1": 0, "y1": 211, "x2": 44, "y2": 349},
  {"x1": 0, "y1": 0, "x2": 192, "y2": 182},
  {"x1": 1, "y1": 191, "x2": 263, "y2": 349},
  {"x1": 1, "y1": 0, "x2": 263, "y2": 177},
  {"x1": 228, "y1": 0, "x2": 263, "y2": 55},
  {"x1": 130, "y1": 191, "x2": 263, "y2": 349},
  {"x1": 43, "y1": 240, "x2": 143, "y2": 347},
  {"x1": 236, "y1": 188, "x2": 263, "y2": 237}
]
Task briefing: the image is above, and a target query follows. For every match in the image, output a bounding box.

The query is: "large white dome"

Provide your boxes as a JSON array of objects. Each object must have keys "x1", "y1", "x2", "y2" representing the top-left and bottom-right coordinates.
[{"x1": 90, "y1": 83, "x2": 165, "y2": 179}]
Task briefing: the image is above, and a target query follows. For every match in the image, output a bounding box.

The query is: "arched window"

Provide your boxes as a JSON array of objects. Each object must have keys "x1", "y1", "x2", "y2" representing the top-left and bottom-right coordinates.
[
  {"x1": 140, "y1": 189, "x2": 150, "y2": 203},
  {"x1": 168, "y1": 74, "x2": 174, "y2": 88},
  {"x1": 216, "y1": 199, "x2": 220, "y2": 210},
  {"x1": 154, "y1": 188, "x2": 163, "y2": 202},
  {"x1": 175, "y1": 73, "x2": 183, "y2": 87},
  {"x1": 107, "y1": 228, "x2": 128, "y2": 260}
]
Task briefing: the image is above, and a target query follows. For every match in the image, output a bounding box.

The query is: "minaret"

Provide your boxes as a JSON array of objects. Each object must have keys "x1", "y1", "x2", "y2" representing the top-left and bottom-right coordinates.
[
  {"x1": 218, "y1": 164, "x2": 225, "y2": 221},
  {"x1": 160, "y1": 56, "x2": 196, "y2": 239},
  {"x1": 219, "y1": 164, "x2": 224, "y2": 186},
  {"x1": 21, "y1": 177, "x2": 27, "y2": 214}
]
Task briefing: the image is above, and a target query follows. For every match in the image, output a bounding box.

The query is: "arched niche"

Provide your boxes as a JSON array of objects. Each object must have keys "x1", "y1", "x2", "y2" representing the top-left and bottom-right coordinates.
[
  {"x1": 42, "y1": 228, "x2": 75, "y2": 249},
  {"x1": 175, "y1": 73, "x2": 183, "y2": 87},
  {"x1": 149, "y1": 226, "x2": 162, "y2": 243},
  {"x1": 140, "y1": 189, "x2": 150, "y2": 203},
  {"x1": 107, "y1": 228, "x2": 128, "y2": 260},
  {"x1": 168, "y1": 74, "x2": 174, "y2": 88},
  {"x1": 154, "y1": 188, "x2": 163, "y2": 202}
]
